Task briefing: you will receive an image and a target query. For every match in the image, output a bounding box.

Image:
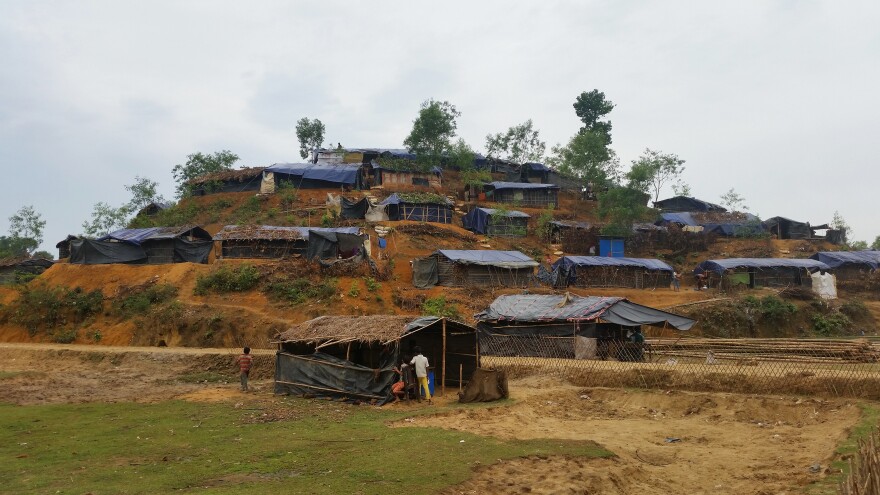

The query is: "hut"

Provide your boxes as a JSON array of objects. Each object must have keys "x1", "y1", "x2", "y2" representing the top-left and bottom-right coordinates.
[
  {"x1": 656, "y1": 211, "x2": 763, "y2": 237},
  {"x1": 187, "y1": 167, "x2": 265, "y2": 196},
  {"x1": 520, "y1": 162, "x2": 550, "y2": 183},
  {"x1": 653, "y1": 196, "x2": 726, "y2": 213},
  {"x1": 264, "y1": 163, "x2": 363, "y2": 190},
  {"x1": 379, "y1": 193, "x2": 453, "y2": 223},
  {"x1": 694, "y1": 258, "x2": 831, "y2": 289},
  {"x1": 55, "y1": 235, "x2": 79, "y2": 260},
  {"x1": 212, "y1": 225, "x2": 365, "y2": 260},
  {"x1": 69, "y1": 239, "x2": 148, "y2": 265},
  {"x1": 368, "y1": 160, "x2": 442, "y2": 190},
  {"x1": 412, "y1": 250, "x2": 538, "y2": 288},
  {"x1": 762, "y1": 217, "x2": 812, "y2": 240},
  {"x1": 462, "y1": 207, "x2": 530, "y2": 237},
  {"x1": 273, "y1": 315, "x2": 479, "y2": 405},
  {"x1": 484, "y1": 181, "x2": 559, "y2": 208},
  {"x1": 135, "y1": 201, "x2": 172, "y2": 218},
  {"x1": 810, "y1": 251, "x2": 880, "y2": 281},
  {"x1": 98, "y1": 226, "x2": 213, "y2": 264},
  {"x1": 0, "y1": 256, "x2": 54, "y2": 284},
  {"x1": 550, "y1": 255, "x2": 674, "y2": 289},
  {"x1": 475, "y1": 294, "x2": 695, "y2": 361}
]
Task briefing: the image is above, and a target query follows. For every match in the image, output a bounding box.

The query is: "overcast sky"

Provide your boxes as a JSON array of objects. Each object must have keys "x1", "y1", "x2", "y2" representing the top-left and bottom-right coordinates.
[{"x1": 2, "y1": 1, "x2": 879, "y2": 253}]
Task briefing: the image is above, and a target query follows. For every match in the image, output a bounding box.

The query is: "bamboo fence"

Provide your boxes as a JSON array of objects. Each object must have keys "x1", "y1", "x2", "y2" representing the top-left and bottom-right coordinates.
[{"x1": 839, "y1": 430, "x2": 880, "y2": 495}]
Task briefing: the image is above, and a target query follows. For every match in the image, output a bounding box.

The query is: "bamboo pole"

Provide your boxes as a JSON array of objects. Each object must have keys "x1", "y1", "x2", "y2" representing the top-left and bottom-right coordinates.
[
  {"x1": 441, "y1": 318, "x2": 447, "y2": 397},
  {"x1": 459, "y1": 364, "x2": 463, "y2": 393}
]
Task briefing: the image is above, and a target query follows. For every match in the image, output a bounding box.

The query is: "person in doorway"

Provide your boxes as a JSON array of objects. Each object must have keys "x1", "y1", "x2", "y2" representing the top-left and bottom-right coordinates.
[
  {"x1": 409, "y1": 347, "x2": 432, "y2": 404},
  {"x1": 235, "y1": 347, "x2": 253, "y2": 392},
  {"x1": 671, "y1": 270, "x2": 681, "y2": 291},
  {"x1": 391, "y1": 361, "x2": 410, "y2": 402}
]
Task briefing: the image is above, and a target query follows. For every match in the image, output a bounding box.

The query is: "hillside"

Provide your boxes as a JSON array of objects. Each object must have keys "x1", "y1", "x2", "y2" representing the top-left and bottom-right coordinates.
[{"x1": 0, "y1": 185, "x2": 875, "y2": 348}]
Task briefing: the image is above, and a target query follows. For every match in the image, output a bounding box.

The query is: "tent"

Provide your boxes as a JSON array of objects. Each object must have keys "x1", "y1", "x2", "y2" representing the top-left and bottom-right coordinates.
[
  {"x1": 340, "y1": 197, "x2": 369, "y2": 220},
  {"x1": 462, "y1": 208, "x2": 530, "y2": 236},
  {"x1": 305, "y1": 229, "x2": 368, "y2": 260},
  {"x1": 69, "y1": 238, "x2": 148, "y2": 265},
  {"x1": 810, "y1": 251, "x2": 880, "y2": 281},
  {"x1": 694, "y1": 258, "x2": 831, "y2": 289},
  {"x1": 484, "y1": 181, "x2": 559, "y2": 208},
  {"x1": 265, "y1": 163, "x2": 363, "y2": 189},
  {"x1": 380, "y1": 193, "x2": 453, "y2": 223},
  {"x1": 274, "y1": 315, "x2": 479, "y2": 405},
  {"x1": 653, "y1": 196, "x2": 726, "y2": 213},
  {"x1": 520, "y1": 162, "x2": 550, "y2": 183},
  {"x1": 550, "y1": 256, "x2": 674, "y2": 289},
  {"x1": 475, "y1": 294, "x2": 695, "y2": 361},
  {"x1": 98, "y1": 226, "x2": 213, "y2": 264},
  {"x1": 413, "y1": 250, "x2": 537, "y2": 288}
]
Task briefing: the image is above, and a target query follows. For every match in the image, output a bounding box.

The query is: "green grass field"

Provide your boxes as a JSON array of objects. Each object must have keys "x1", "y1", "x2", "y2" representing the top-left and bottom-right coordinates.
[{"x1": 0, "y1": 397, "x2": 612, "y2": 494}]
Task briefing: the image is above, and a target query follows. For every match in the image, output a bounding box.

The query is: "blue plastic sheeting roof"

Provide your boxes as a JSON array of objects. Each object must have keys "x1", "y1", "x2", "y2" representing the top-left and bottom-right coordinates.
[
  {"x1": 523, "y1": 162, "x2": 549, "y2": 171},
  {"x1": 654, "y1": 196, "x2": 726, "y2": 212},
  {"x1": 658, "y1": 212, "x2": 698, "y2": 226},
  {"x1": 379, "y1": 193, "x2": 452, "y2": 206},
  {"x1": 553, "y1": 256, "x2": 674, "y2": 272},
  {"x1": 476, "y1": 208, "x2": 530, "y2": 218},
  {"x1": 810, "y1": 251, "x2": 880, "y2": 269},
  {"x1": 475, "y1": 294, "x2": 695, "y2": 330},
  {"x1": 436, "y1": 250, "x2": 539, "y2": 268},
  {"x1": 462, "y1": 208, "x2": 530, "y2": 234},
  {"x1": 212, "y1": 225, "x2": 361, "y2": 241},
  {"x1": 99, "y1": 228, "x2": 162, "y2": 245},
  {"x1": 487, "y1": 181, "x2": 559, "y2": 191},
  {"x1": 696, "y1": 258, "x2": 830, "y2": 275},
  {"x1": 370, "y1": 160, "x2": 442, "y2": 175},
  {"x1": 266, "y1": 163, "x2": 360, "y2": 184}
]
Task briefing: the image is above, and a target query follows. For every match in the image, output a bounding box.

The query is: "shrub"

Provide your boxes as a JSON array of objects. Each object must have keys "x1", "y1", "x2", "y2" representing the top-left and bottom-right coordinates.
[
  {"x1": 194, "y1": 265, "x2": 260, "y2": 295},
  {"x1": 11, "y1": 285, "x2": 103, "y2": 336},
  {"x1": 840, "y1": 299, "x2": 870, "y2": 320},
  {"x1": 422, "y1": 296, "x2": 461, "y2": 320},
  {"x1": 115, "y1": 284, "x2": 178, "y2": 317},
  {"x1": 535, "y1": 206, "x2": 555, "y2": 241},
  {"x1": 52, "y1": 327, "x2": 78, "y2": 344},
  {"x1": 264, "y1": 277, "x2": 338, "y2": 305},
  {"x1": 363, "y1": 277, "x2": 381, "y2": 292},
  {"x1": 812, "y1": 312, "x2": 852, "y2": 336},
  {"x1": 740, "y1": 295, "x2": 796, "y2": 323},
  {"x1": 347, "y1": 281, "x2": 360, "y2": 298}
]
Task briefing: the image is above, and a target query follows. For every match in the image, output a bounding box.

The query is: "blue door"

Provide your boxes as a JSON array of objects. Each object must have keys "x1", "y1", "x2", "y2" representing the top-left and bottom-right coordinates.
[{"x1": 599, "y1": 238, "x2": 624, "y2": 257}]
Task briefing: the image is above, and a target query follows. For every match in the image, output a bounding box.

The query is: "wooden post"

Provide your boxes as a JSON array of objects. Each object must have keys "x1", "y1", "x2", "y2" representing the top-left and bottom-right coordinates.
[
  {"x1": 459, "y1": 364, "x2": 463, "y2": 393},
  {"x1": 346, "y1": 343, "x2": 351, "y2": 361},
  {"x1": 441, "y1": 318, "x2": 447, "y2": 397}
]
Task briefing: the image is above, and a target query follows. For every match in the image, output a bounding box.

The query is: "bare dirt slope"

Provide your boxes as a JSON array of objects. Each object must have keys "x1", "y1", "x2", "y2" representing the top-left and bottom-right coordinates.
[{"x1": 0, "y1": 343, "x2": 862, "y2": 494}]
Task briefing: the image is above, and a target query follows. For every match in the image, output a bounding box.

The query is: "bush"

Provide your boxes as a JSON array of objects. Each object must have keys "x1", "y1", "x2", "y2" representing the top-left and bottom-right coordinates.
[
  {"x1": 840, "y1": 299, "x2": 871, "y2": 320},
  {"x1": 363, "y1": 277, "x2": 381, "y2": 292},
  {"x1": 194, "y1": 265, "x2": 260, "y2": 295},
  {"x1": 52, "y1": 327, "x2": 78, "y2": 344},
  {"x1": 11, "y1": 285, "x2": 103, "y2": 336},
  {"x1": 347, "y1": 281, "x2": 360, "y2": 298},
  {"x1": 115, "y1": 284, "x2": 178, "y2": 317},
  {"x1": 264, "y1": 277, "x2": 338, "y2": 305},
  {"x1": 741, "y1": 295, "x2": 797, "y2": 323},
  {"x1": 422, "y1": 296, "x2": 461, "y2": 320},
  {"x1": 812, "y1": 312, "x2": 852, "y2": 336}
]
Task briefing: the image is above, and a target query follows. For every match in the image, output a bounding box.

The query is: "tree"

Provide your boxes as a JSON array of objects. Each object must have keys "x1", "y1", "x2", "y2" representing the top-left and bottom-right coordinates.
[
  {"x1": 597, "y1": 187, "x2": 651, "y2": 236},
  {"x1": 573, "y1": 89, "x2": 615, "y2": 143},
  {"x1": 403, "y1": 99, "x2": 460, "y2": 167},
  {"x1": 0, "y1": 236, "x2": 37, "y2": 258},
  {"x1": 485, "y1": 119, "x2": 546, "y2": 163},
  {"x1": 33, "y1": 250, "x2": 54, "y2": 260},
  {"x1": 627, "y1": 149, "x2": 686, "y2": 203},
  {"x1": 295, "y1": 118, "x2": 326, "y2": 160},
  {"x1": 849, "y1": 240, "x2": 869, "y2": 250},
  {"x1": 830, "y1": 211, "x2": 851, "y2": 246},
  {"x1": 124, "y1": 176, "x2": 164, "y2": 212},
  {"x1": 719, "y1": 188, "x2": 749, "y2": 212},
  {"x1": 672, "y1": 180, "x2": 692, "y2": 197},
  {"x1": 172, "y1": 150, "x2": 240, "y2": 198},
  {"x1": 547, "y1": 132, "x2": 620, "y2": 186},
  {"x1": 8, "y1": 205, "x2": 45, "y2": 255},
  {"x1": 871, "y1": 235, "x2": 880, "y2": 250},
  {"x1": 82, "y1": 202, "x2": 130, "y2": 237}
]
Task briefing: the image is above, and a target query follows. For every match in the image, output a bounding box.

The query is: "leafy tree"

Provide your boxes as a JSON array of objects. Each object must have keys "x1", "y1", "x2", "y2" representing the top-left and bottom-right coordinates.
[
  {"x1": 849, "y1": 240, "x2": 868, "y2": 250},
  {"x1": 548, "y1": 132, "x2": 619, "y2": 186},
  {"x1": 403, "y1": 99, "x2": 460, "y2": 167},
  {"x1": 719, "y1": 188, "x2": 748, "y2": 212},
  {"x1": 8, "y1": 205, "x2": 45, "y2": 255},
  {"x1": 596, "y1": 187, "x2": 651, "y2": 236},
  {"x1": 672, "y1": 180, "x2": 692, "y2": 197},
  {"x1": 0, "y1": 236, "x2": 36, "y2": 258},
  {"x1": 871, "y1": 235, "x2": 880, "y2": 250},
  {"x1": 33, "y1": 250, "x2": 54, "y2": 260},
  {"x1": 172, "y1": 150, "x2": 240, "y2": 198},
  {"x1": 124, "y1": 176, "x2": 164, "y2": 212},
  {"x1": 573, "y1": 89, "x2": 615, "y2": 143},
  {"x1": 830, "y1": 211, "x2": 851, "y2": 245},
  {"x1": 626, "y1": 149, "x2": 686, "y2": 203},
  {"x1": 295, "y1": 118, "x2": 326, "y2": 160},
  {"x1": 82, "y1": 202, "x2": 130, "y2": 237},
  {"x1": 446, "y1": 138, "x2": 477, "y2": 171},
  {"x1": 485, "y1": 119, "x2": 546, "y2": 163}
]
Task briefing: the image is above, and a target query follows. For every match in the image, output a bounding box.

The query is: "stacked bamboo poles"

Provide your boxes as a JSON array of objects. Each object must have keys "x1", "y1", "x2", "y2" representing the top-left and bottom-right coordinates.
[
  {"x1": 648, "y1": 338, "x2": 879, "y2": 363},
  {"x1": 839, "y1": 430, "x2": 880, "y2": 495}
]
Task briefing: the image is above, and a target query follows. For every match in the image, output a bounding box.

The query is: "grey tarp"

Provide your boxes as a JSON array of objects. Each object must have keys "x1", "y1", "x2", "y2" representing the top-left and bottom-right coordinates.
[
  {"x1": 306, "y1": 231, "x2": 365, "y2": 260},
  {"x1": 458, "y1": 368, "x2": 509, "y2": 403},
  {"x1": 412, "y1": 257, "x2": 439, "y2": 288},
  {"x1": 696, "y1": 258, "x2": 830, "y2": 275},
  {"x1": 173, "y1": 239, "x2": 213, "y2": 263},
  {"x1": 810, "y1": 251, "x2": 880, "y2": 270},
  {"x1": 69, "y1": 239, "x2": 147, "y2": 265},
  {"x1": 340, "y1": 197, "x2": 369, "y2": 219},
  {"x1": 274, "y1": 352, "x2": 397, "y2": 404}
]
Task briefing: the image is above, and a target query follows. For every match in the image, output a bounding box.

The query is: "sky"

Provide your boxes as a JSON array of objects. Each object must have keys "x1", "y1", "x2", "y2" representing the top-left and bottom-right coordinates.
[{"x1": 1, "y1": 1, "x2": 879, "y2": 254}]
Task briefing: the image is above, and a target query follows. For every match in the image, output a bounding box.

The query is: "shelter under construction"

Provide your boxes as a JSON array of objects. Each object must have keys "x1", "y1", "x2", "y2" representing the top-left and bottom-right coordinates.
[
  {"x1": 412, "y1": 250, "x2": 538, "y2": 288},
  {"x1": 273, "y1": 315, "x2": 479, "y2": 405},
  {"x1": 484, "y1": 181, "x2": 559, "y2": 208},
  {"x1": 549, "y1": 256, "x2": 675, "y2": 289}
]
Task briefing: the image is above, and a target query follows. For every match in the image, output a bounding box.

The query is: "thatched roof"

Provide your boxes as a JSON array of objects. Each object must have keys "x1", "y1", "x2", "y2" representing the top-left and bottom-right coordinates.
[
  {"x1": 213, "y1": 225, "x2": 308, "y2": 241},
  {"x1": 188, "y1": 167, "x2": 265, "y2": 185},
  {"x1": 276, "y1": 315, "x2": 428, "y2": 344}
]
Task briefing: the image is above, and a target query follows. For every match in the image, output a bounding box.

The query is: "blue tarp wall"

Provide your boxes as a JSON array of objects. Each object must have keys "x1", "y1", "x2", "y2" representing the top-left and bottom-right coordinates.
[
  {"x1": 810, "y1": 251, "x2": 880, "y2": 270},
  {"x1": 267, "y1": 163, "x2": 362, "y2": 189}
]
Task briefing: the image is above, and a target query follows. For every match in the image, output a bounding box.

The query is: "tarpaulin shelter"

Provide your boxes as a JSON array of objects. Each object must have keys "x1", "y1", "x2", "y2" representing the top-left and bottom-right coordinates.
[
  {"x1": 305, "y1": 229, "x2": 368, "y2": 260},
  {"x1": 98, "y1": 226, "x2": 213, "y2": 264},
  {"x1": 273, "y1": 315, "x2": 479, "y2": 405},
  {"x1": 694, "y1": 258, "x2": 831, "y2": 289},
  {"x1": 475, "y1": 294, "x2": 695, "y2": 361},
  {"x1": 188, "y1": 167, "x2": 265, "y2": 196},
  {"x1": 369, "y1": 160, "x2": 442, "y2": 189},
  {"x1": 265, "y1": 163, "x2": 363, "y2": 189},
  {"x1": 136, "y1": 201, "x2": 172, "y2": 217},
  {"x1": 0, "y1": 256, "x2": 54, "y2": 284},
  {"x1": 69, "y1": 239, "x2": 148, "y2": 265},
  {"x1": 380, "y1": 193, "x2": 453, "y2": 223},
  {"x1": 413, "y1": 250, "x2": 537, "y2": 288},
  {"x1": 762, "y1": 217, "x2": 812, "y2": 240},
  {"x1": 55, "y1": 235, "x2": 79, "y2": 259},
  {"x1": 653, "y1": 196, "x2": 726, "y2": 213},
  {"x1": 810, "y1": 251, "x2": 880, "y2": 280},
  {"x1": 521, "y1": 162, "x2": 550, "y2": 183},
  {"x1": 484, "y1": 181, "x2": 559, "y2": 208},
  {"x1": 340, "y1": 197, "x2": 369, "y2": 220},
  {"x1": 548, "y1": 221, "x2": 597, "y2": 252},
  {"x1": 462, "y1": 207, "x2": 530, "y2": 237},
  {"x1": 213, "y1": 225, "x2": 362, "y2": 259},
  {"x1": 550, "y1": 256, "x2": 674, "y2": 289},
  {"x1": 656, "y1": 212, "x2": 763, "y2": 237}
]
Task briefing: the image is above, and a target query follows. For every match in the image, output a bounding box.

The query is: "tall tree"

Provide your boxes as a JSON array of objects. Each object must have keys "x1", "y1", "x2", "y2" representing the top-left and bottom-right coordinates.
[
  {"x1": 871, "y1": 235, "x2": 880, "y2": 250},
  {"x1": 485, "y1": 119, "x2": 546, "y2": 163},
  {"x1": 172, "y1": 150, "x2": 240, "y2": 198},
  {"x1": 124, "y1": 176, "x2": 164, "y2": 212},
  {"x1": 597, "y1": 187, "x2": 652, "y2": 236},
  {"x1": 8, "y1": 205, "x2": 45, "y2": 255},
  {"x1": 403, "y1": 99, "x2": 460, "y2": 167},
  {"x1": 295, "y1": 118, "x2": 326, "y2": 160},
  {"x1": 81, "y1": 202, "x2": 130, "y2": 237},
  {"x1": 0, "y1": 236, "x2": 37, "y2": 258},
  {"x1": 547, "y1": 132, "x2": 619, "y2": 186},
  {"x1": 627, "y1": 149, "x2": 686, "y2": 202},
  {"x1": 719, "y1": 188, "x2": 748, "y2": 212},
  {"x1": 573, "y1": 89, "x2": 615, "y2": 143}
]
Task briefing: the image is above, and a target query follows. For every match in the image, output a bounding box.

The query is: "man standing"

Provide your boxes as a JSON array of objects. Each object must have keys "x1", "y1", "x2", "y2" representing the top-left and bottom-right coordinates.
[
  {"x1": 235, "y1": 347, "x2": 253, "y2": 392},
  {"x1": 410, "y1": 347, "x2": 432, "y2": 404},
  {"x1": 671, "y1": 270, "x2": 681, "y2": 291}
]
